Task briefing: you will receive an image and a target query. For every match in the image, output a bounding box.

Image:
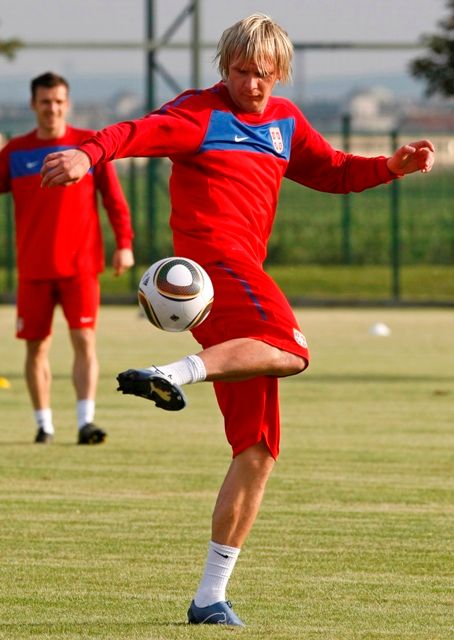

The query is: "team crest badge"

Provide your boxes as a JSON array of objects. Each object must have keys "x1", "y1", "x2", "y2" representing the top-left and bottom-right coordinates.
[
  {"x1": 293, "y1": 328, "x2": 308, "y2": 348},
  {"x1": 269, "y1": 127, "x2": 284, "y2": 153}
]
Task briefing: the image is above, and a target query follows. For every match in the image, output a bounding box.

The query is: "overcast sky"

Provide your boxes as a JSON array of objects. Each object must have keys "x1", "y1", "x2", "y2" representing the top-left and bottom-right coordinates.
[{"x1": 0, "y1": 0, "x2": 447, "y2": 100}]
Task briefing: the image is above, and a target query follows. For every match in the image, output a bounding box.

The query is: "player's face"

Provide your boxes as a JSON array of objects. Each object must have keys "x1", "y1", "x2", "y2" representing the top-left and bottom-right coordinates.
[
  {"x1": 31, "y1": 85, "x2": 69, "y2": 138},
  {"x1": 225, "y1": 58, "x2": 279, "y2": 113}
]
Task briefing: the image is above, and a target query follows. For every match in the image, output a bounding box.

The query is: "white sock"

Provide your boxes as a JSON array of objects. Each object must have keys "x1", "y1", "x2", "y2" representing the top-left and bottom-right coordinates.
[
  {"x1": 34, "y1": 408, "x2": 54, "y2": 435},
  {"x1": 147, "y1": 355, "x2": 206, "y2": 386},
  {"x1": 194, "y1": 541, "x2": 240, "y2": 607},
  {"x1": 77, "y1": 399, "x2": 95, "y2": 429}
]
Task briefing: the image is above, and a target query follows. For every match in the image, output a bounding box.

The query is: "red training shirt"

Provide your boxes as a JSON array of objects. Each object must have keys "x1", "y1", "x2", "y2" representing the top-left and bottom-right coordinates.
[
  {"x1": 76, "y1": 82, "x2": 396, "y2": 266},
  {"x1": 0, "y1": 125, "x2": 133, "y2": 280}
]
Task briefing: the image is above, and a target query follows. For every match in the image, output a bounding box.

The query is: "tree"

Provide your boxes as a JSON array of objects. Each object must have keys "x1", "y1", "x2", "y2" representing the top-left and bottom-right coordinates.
[
  {"x1": 0, "y1": 38, "x2": 22, "y2": 59},
  {"x1": 410, "y1": 0, "x2": 454, "y2": 98}
]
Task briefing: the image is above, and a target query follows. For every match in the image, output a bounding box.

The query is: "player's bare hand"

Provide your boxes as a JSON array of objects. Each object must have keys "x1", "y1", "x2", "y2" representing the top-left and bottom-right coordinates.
[
  {"x1": 112, "y1": 248, "x2": 135, "y2": 276},
  {"x1": 40, "y1": 149, "x2": 91, "y2": 187},
  {"x1": 387, "y1": 139, "x2": 435, "y2": 176}
]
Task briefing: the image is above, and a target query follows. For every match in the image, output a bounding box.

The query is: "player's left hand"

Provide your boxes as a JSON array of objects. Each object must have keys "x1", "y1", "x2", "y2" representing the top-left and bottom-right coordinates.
[
  {"x1": 112, "y1": 248, "x2": 135, "y2": 276},
  {"x1": 387, "y1": 140, "x2": 435, "y2": 176}
]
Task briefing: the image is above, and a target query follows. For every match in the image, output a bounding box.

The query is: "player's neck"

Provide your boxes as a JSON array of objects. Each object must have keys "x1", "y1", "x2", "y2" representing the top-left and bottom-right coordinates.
[{"x1": 36, "y1": 123, "x2": 67, "y2": 140}]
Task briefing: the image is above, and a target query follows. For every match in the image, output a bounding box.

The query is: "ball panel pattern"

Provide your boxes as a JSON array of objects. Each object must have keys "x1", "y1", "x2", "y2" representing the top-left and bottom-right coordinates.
[
  {"x1": 137, "y1": 257, "x2": 214, "y2": 332},
  {"x1": 154, "y1": 259, "x2": 202, "y2": 299}
]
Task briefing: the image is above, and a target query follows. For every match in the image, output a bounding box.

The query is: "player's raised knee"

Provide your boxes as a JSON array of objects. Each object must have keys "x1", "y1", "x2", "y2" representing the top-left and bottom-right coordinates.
[{"x1": 286, "y1": 353, "x2": 308, "y2": 376}]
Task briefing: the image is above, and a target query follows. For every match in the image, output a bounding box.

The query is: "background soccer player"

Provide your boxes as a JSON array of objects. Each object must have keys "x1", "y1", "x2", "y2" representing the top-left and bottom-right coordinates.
[
  {"x1": 0, "y1": 72, "x2": 134, "y2": 445},
  {"x1": 40, "y1": 15, "x2": 435, "y2": 625}
]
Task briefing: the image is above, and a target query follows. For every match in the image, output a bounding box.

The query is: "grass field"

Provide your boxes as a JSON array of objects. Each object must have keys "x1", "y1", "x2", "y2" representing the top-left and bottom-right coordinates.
[{"x1": 0, "y1": 305, "x2": 453, "y2": 639}]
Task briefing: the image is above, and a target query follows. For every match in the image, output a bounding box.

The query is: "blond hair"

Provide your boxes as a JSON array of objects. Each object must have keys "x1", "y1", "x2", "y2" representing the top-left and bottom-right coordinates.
[{"x1": 215, "y1": 13, "x2": 293, "y2": 84}]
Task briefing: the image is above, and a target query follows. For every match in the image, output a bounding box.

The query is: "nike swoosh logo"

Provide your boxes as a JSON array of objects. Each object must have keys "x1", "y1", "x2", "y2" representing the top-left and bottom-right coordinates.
[
  {"x1": 234, "y1": 135, "x2": 249, "y2": 142},
  {"x1": 213, "y1": 550, "x2": 229, "y2": 558},
  {"x1": 26, "y1": 161, "x2": 40, "y2": 169},
  {"x1": 80, "y1": 316, "x2": 94, "y2": 323}
]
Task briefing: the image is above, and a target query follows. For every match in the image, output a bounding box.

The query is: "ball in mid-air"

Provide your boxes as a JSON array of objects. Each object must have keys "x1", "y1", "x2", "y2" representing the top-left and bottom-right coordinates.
[{"x1": 138, "y1": 257, "x2": 214, "y2": 332}]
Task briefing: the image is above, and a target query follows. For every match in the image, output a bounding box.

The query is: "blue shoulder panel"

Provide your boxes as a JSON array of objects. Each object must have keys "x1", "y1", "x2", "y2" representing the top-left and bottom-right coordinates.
[
  {"x1": 10, "y1": 145, "x2": 94, "y2": 178},
  {"x1": 200, "y1": 111, "x2": 294, "y2": 160}
]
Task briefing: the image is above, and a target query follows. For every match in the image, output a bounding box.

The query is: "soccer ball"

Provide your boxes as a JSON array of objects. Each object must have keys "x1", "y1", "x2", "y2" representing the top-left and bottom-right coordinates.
[{"x1": 138, "y1": 257, "x2": 214, "y2": 332}]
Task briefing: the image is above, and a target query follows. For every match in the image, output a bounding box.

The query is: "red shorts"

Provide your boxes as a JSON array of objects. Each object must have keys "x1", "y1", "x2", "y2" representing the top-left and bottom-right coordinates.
[
  {"x1": 16, "y1": 274, "x2": 100, "y2": 340},
  {"x1": 191, "y1": 260, "x2": 310, "y2": 459}
]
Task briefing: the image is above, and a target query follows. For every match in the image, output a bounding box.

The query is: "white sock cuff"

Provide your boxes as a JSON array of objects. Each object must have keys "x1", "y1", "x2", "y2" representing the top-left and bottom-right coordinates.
[
  {"x1": 34, "y1": 408, "x2": 54, "y2": 435},
  {"x1": 210, "y1": 540, "x2": 241, "y2": 559},
  {"x1": 146, "y1": 356, "x2": 206, "y2": 386},
  {"x1": 77, "y1": 399, "x2": 95, "y2": 429},
  {"x1": 194, "y1": 541, "x2": 241, "y2": 607},
  {"x1": 185, "y1": 354, "x2": 207, "y2": 383}
]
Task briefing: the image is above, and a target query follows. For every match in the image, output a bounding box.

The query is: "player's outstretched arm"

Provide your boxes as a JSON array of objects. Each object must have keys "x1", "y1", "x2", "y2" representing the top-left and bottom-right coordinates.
[
  {"x1": 387, "y1": 139, "x2": 435, "y2": 176},
  {"x1": 41, "y1": 149, "x2": 91, "y2": 187}
]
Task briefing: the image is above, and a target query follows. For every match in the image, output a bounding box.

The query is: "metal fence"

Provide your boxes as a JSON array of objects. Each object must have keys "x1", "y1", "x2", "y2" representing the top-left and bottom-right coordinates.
[{"x1": 1, "y1": 127, "x2": 453, "y2": 303}]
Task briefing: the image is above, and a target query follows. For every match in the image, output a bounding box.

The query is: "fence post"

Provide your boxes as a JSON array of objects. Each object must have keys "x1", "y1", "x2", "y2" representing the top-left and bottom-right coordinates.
[
  {"x1": 145, "y1": 0, "x2": 159, "y2": 265},
  {"x1": 341, "y1": 113, "x2": 352, "y2": 264},
  {"x1": 128, "y1": 159, "x2": 138, "y2": 292},
  {"x1": 145, "y1": 159, "x2": 159, "y2": 264},
  {"x1": 390, "y1": 129, "x2": 401, "y2": 301}
]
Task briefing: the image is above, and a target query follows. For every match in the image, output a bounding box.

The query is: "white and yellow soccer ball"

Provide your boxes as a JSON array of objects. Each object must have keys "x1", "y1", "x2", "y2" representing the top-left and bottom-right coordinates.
[{"x1": 138, "y1": 257, "x2": 214, "y2": 332}]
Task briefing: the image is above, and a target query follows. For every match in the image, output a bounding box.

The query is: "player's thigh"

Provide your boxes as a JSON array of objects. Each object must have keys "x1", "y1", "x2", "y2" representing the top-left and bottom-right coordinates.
[
  {"x1": 58, "y1": 273, "x2": 100, "y2": 330},
  {"x1": 16, "y1": 279, "x2": 56, "y2": 340}
]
